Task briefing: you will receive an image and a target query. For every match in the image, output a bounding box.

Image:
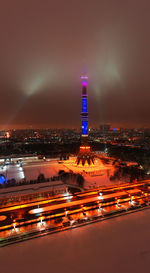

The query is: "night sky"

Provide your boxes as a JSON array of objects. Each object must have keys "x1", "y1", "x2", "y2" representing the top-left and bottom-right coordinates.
[{"x1": 0, "y1": 0, "x2": 150, "y2": 129}]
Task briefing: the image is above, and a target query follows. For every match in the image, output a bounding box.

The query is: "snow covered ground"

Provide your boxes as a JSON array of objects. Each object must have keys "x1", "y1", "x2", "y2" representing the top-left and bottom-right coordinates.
[
  {"x1": 62, "y1": 157, "x2": 125, "y2": 189},
  {"x1": 0, "y1": 208, "x2": 150, "y2": 273},
  {"x1": 0, "y1": 164, "x2": 25, "y2": 181},
  {"x1": 0, "y1": 156, "x2": 126, "y2": 189},
  {"x1": 0, "y1": 160, "x2": 64, "y2": 182}
]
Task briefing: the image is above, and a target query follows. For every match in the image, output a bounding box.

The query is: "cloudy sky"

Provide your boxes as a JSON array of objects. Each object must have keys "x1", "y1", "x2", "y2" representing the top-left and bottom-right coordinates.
[{"x1": 0, "y1": 0, "x2": 150, "y2": 129}]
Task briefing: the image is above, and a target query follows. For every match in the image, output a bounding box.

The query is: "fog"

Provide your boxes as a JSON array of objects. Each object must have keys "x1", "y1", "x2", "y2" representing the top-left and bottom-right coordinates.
[{"x1": 0, "y1": 0, "x2": 150, "y2": 128}]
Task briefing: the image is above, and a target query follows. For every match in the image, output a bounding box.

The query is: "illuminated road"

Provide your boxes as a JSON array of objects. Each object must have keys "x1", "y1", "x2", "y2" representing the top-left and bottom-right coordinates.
[{"x1": 1, "y1": 180, "x2": 150, "y2": 246}]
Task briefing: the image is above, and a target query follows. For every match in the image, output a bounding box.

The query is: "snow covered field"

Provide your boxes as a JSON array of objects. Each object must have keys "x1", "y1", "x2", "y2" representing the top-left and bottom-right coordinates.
[{"x1": 0, "y1": 208, "x2": 150, "y2": 273}]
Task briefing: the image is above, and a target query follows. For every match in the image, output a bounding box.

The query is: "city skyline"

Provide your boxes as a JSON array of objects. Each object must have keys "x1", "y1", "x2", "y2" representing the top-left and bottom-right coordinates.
[
  {"x1": 1, "y1": 1, "x2": 150, "y2": 129},
  {"x1": 1, "y1": 2, "x2": 150, "y2": 272}
]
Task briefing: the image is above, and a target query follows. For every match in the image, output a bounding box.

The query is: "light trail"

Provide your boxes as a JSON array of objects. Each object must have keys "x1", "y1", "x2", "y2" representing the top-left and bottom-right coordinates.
[
  {"x1": 29, "y1": 189, "x2": 143, "y2": 215},
  {"x1": 0, "y1": 194, "x2": 73, "y2": 213},
  {"x1": 0, "y1": 181, "x2": 147, "y2": 215}
]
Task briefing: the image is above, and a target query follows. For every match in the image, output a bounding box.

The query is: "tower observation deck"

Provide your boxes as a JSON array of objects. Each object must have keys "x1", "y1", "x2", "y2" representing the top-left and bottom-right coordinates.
[{"x1": 77, "y1": 74, "x2": 95, "y2": 166}]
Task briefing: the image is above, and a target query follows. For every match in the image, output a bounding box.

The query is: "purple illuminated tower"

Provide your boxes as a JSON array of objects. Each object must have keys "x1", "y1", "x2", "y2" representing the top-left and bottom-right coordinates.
[{"x1": 77, "y1": 74, "x2": 94, "y2": 166}]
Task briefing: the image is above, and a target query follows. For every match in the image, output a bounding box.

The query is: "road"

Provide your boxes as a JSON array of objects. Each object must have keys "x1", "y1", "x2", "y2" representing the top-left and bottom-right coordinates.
[{"x1": 0, "y1": 180, "x2": 150, "y2": 246}]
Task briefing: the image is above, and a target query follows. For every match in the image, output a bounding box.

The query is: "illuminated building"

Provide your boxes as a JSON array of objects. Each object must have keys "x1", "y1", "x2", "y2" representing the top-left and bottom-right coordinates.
[{"x1": 77, "y1": 74, "x2": 94, "y2": 165}]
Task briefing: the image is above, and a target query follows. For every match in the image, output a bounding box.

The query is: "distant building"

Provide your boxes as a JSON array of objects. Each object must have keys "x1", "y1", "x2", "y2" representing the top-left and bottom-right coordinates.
[
  {"x1": 100, "y1": 124, "x2": 111, "y2": 133},
  {"x1": 0, "y1": 131, "x2": 7, "y2": 139}
]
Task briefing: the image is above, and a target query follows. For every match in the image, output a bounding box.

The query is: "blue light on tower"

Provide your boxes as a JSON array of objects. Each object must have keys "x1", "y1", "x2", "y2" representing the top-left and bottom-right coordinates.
[
  {"x1": 82, "y1": 98, "x2": 87, "y2": 112},
  {"x1": 82, "y1": 120, "x2": 88, "y2": 135}
]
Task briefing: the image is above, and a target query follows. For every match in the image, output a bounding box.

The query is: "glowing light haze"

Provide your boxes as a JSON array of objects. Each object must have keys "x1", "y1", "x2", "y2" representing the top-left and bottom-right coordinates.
[{"x1": 0, "y1": 0, "x2": 150, "y2": 128}]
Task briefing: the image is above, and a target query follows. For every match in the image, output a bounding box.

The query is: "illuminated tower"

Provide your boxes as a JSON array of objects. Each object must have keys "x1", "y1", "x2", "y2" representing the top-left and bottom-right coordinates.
[
  {"x1": 77, "y1": 74, "x2": 94, "y2": 165},
  {"x1": 81, "y1": 75, "x2": 88, "y2": 145}
]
